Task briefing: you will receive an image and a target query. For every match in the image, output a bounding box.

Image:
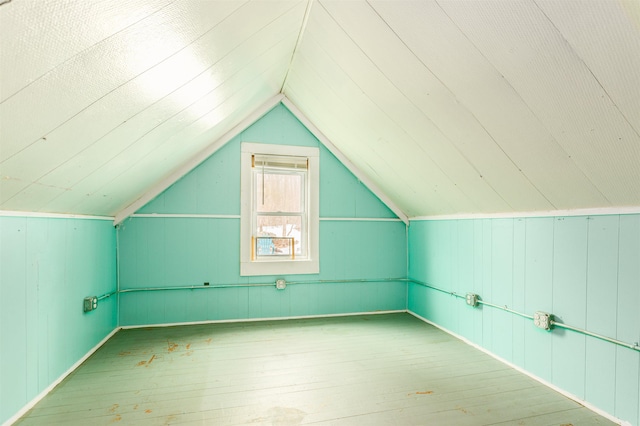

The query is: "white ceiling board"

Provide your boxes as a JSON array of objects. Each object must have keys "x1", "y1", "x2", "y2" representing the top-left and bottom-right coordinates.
[
  {"x1": 285, "y1": 57, "x2": 462, "y2": 217},
  {"x1": 30, "y1": 7, "x2": 302, "y2": 190},
  {"x1": 438, "y1": 0, "x2": 640, "y2": 207},
  {"x1": 288, "y1": 2, "x2": 513, "y2": 215},
  {"x1": 43, "y1": 59, "x2": 288, "y2": 215},
  {"x1": 1, "y1": 0, "x2": 304, "y2": 215},
  {"x1": 535, "y1": 0, "x2": 640, "y2": 134},
  {"x1": 1, "y1": 1, "x2": 241, "y2": 161},
  {"x1": 0, "y1": 0, "x2": 299, "y2": 161},
  {"x1": 319, "y1": 0, "x2": 554, "y2": 212},
  {"x1": 368, "y1": 0, "x2": 611, "y2": 211},
  {"x1": 0, "y1": 0, "x2": 175, "y2": 102}
]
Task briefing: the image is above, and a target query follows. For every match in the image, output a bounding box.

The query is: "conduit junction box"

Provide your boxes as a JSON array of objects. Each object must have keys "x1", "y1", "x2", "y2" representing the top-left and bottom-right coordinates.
[
  {"x1": 466, "y1": 293, "x2": 479, "y2": 307},
  {"x1": 533, "y1": 311, "x2": 553, "y2": 330},
  {"x1": 83, "y1": 296, "x2": 98, "y2": 312}
]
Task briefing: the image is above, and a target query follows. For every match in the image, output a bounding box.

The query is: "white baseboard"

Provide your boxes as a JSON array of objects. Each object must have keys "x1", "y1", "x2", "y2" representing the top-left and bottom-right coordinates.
[
  {"x1": 407, "y1": 310, "x2": 628, "y2": 426},
  {"x1": 3, "y1": 327, "x2": 121, "y2": 426},
  {"x1": 120, "y1": 310, "x2": 407, "y2": 329}
]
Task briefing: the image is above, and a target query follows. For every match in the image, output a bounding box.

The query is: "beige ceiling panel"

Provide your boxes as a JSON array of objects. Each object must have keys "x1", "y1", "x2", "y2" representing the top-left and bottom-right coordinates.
[
  {"x1": 535, "y1": 0, "x2": 640, "y2": 134},
  {"x1": 0, "y1": 0, "x2": 174, "y2": 102},
  {"x1": 439, "y1": 0, "x2": 640, "y2": 206},
  {"x1": 369, "y1": 0, "x2": 611, "y2": 211},
  {"x1": 0, "y1": 0, "x2": 297, "y2": 161},
  {"x1": 319, "y1": 0, "x2": 555, "y2": 213},
  {"x1": 34, "y1": 11, "x2": 301, "y2": 190}
]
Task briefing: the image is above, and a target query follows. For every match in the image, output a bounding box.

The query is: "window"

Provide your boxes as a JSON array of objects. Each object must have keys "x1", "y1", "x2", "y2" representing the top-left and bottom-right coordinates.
[{"x1": 240, "y1": 143, "x2": 319, "y2": 276}]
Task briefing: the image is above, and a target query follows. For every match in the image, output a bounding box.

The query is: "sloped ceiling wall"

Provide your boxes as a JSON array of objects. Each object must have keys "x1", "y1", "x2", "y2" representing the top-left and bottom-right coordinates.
[{"x1": 1, "y1": 0, "x2": 638, "y2": 219}]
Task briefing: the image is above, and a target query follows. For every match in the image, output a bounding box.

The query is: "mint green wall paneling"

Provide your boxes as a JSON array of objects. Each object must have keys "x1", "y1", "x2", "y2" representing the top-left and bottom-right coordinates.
[
  {"x1": 408, "y1": 214, "x2": 640, "y2": 424},
  {"x1": 320, "y1": 148, "x2": 357, "y2": 217},
  {"x1": 320, "y1": 221, "x2": 406, "y2": 280},
  {"x1": 408, "y1": 222, "x2": 427, "y2": 283},
  {"x1": 407, "y1": 282, "x2": 427, "y2": 317},
  {"x1": 0, "y1": 217, "x2": 117, "y2": 425},
  {"x1": 0, "y1": 217, "x2": 28, "y2": 422},
  {"x1": 138, "y1": 138, "x2": 240, "y2": 215},
  {"x1": 164, "y1": 171, "x2": 199, "y2": 214},
  {"x1": 241, "y1": 105, "x2": 316, "y2": 148},
  {"x1": 455, "y1": 221, "x2": 475, "y2": 341},
  {"x1": 194, "y1": 141, "x2": 241, "y2": 215},
  {"x1": 119, "y1": 103, "x2": 406, "y2": 327},
  {"x1": 523, "y1": 218, "x2": 554, "y2": 381},
  {"x1": 511, "y1": 219, "x2": 526, "y2": 367},
  {"x1": 614, "y1": 215, "x2": 639, "y2": 425},
  {"x1": 164, "y1": 218, "x2": 193, "y2": 285},
  {"x1": 616, "y1": 349, "x2": 640, "y2": 426},
  {"x1": 551, "y1": 217, "x2": 588, "y2": 398},
  {"x1": 490, "y1": 220, "x2": 514, "y2": 362},
  {"x1": 471, "y1": 220, "x2": 484, "y2": 345},
  {"x1": 319, "y1": 147, "x2": 395, "y2": 218},
  {"x1": 585, "y1": 216, "x2": 619, "y2": 415},
  {"x1": 481, "y1": 219, "x2": 493, "y2": 351}
]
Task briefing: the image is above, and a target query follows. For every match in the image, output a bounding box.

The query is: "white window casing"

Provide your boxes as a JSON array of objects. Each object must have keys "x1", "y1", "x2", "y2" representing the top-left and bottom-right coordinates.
[{"x1": 240, "y1": 143, "x2": 319, "y2": 276}]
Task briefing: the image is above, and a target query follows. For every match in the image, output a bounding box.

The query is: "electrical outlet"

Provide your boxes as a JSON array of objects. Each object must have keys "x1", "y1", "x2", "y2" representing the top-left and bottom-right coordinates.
[
  {"x1": 533, "y1": 311, "x2": 552, "y2": 330},
  {"x1": 466, "y1": 293, "x2": 479, "y2": 307},
  {"x1": 276, "y1": 279, "x2": 286, "y2": 290},
  {"x1": 83, "y1": 296, "x2": 98, "y2": 312}
]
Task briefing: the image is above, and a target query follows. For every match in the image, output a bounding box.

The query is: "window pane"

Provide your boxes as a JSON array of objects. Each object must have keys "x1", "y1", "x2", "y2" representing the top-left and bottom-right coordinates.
[
  {"x1": 255, "y1": 171, "x2": 303, "y2": 213},
  {"x1": 256, "y1": 215, "x2": 302, "y2": 255}
]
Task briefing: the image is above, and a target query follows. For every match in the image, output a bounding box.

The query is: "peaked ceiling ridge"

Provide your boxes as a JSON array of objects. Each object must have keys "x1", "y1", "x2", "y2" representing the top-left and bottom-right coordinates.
[{"x1": 280, "y1": 0, "x2": 315, "y2": 93}]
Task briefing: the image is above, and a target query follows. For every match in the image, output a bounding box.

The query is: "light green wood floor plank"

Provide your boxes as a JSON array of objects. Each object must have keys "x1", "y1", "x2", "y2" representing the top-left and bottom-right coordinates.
[{"x1": 15, "y1": 313, "x2": 616, "y2": 425}]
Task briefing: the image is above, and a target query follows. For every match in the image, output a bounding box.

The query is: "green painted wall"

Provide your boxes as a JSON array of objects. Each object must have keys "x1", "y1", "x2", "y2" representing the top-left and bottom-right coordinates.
[
  {"x1": 408, "y1": 215, "x2": 640, "y2": 425},
  {"x1": 0, "y1": 217, "x2": 117, "y2": 425},
  {"x1": 118, "y1": 104, "x2": 407, "y2": 326}
]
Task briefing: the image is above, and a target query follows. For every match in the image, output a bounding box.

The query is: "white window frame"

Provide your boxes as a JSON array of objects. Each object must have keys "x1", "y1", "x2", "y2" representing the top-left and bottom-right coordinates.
[{"x1": 240, "y1": 143, "x2": 319, "y2": 276}]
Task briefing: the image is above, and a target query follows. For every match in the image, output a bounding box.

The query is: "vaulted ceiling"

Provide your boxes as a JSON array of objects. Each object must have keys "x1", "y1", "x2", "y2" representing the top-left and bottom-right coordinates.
[{"x1": 1, "y1": 0, "x2": 639, "y2": 219}]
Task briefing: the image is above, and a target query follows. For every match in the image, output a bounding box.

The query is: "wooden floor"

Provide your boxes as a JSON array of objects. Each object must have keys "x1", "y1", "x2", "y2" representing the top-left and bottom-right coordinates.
[{"x1": 16, "y1": 313, "x2": 615, "y2": 425}]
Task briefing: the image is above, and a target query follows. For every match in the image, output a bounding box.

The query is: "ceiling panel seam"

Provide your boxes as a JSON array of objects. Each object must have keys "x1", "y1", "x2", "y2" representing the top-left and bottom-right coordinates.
[
  {"x1": 280, "y1": 0, "x2": 315, "y2": 93},
  {"x1": 432, "y1": 0, "x2": 612, "y2": 206}
]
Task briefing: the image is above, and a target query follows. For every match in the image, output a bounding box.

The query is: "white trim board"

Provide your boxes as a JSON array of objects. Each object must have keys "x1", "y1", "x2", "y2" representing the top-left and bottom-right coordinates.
[
  {"x1": 407, "y1": 310, "x2": 628, "y2": 426},
  {"x1": 113, "y1": 94, "x2": 285, "y2": 225},
  {"x1": 281, "y1": 97, "x2": 409, "y2": 225},
  {"x1": 128, "y1": 215, "x2": 401, "y2": 222},
  {"x1": 130, "y1": 214, "x2": 241, "y2": 219},
  {"x1": 411, "y1": 205, "x2": 640, "y2": 221},
  {"x1": 0, "y1": 210, "x2": 114, "y2": 221},
  {"x1": 120, "y1": 310, "x2": 407, "y2": 329},
  {"x1": 2, "y1": 327, "x2": 121, "y2": 426},
  {"x1": 320, "y1": 217, "x2": 403, "y2": 222}
]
